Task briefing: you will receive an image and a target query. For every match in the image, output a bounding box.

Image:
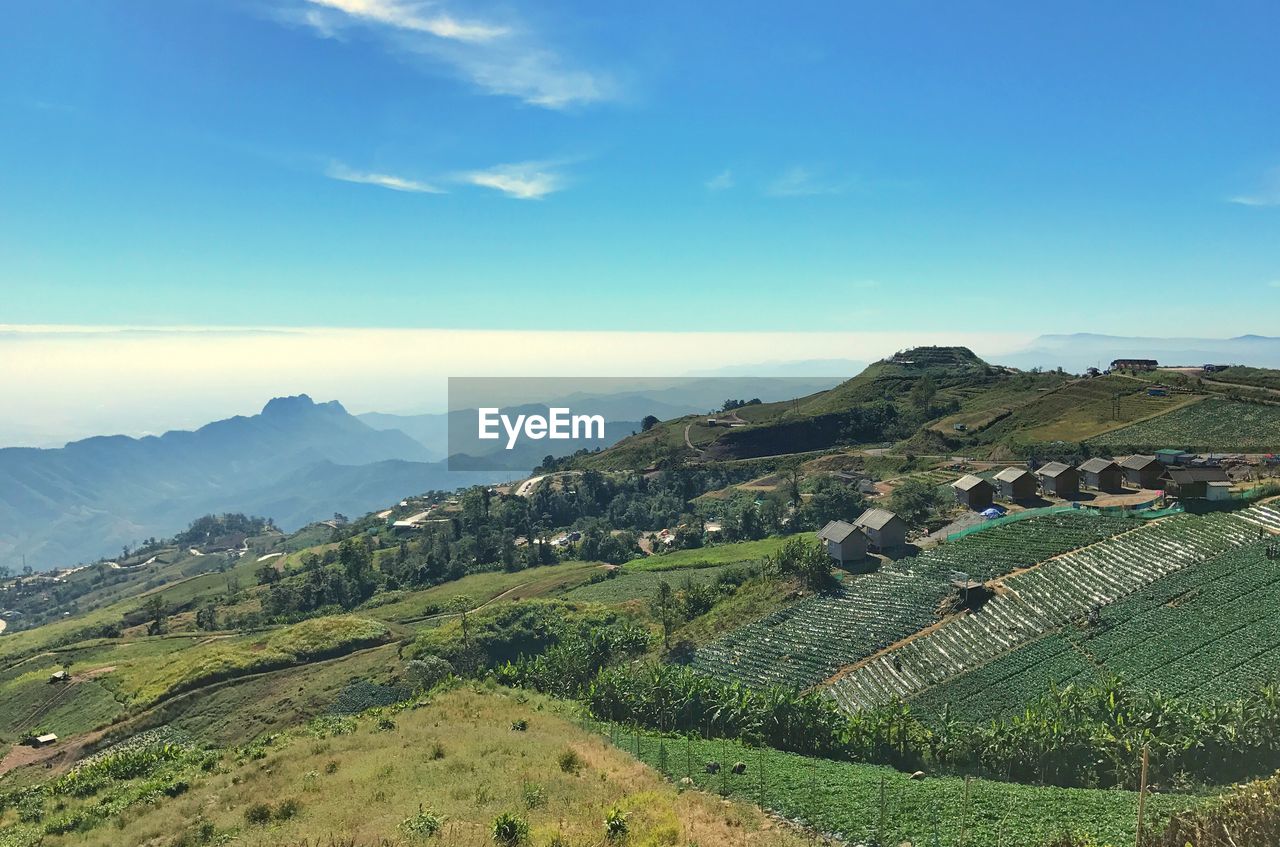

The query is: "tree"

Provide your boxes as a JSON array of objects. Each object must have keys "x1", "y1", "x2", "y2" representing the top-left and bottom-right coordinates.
[
  {"x1": 908, "y1": 374, "x2": 937, "y2": 411},
  {"x1": 652, "y1": 580, "x2": 678, "y2": 650},
  {"x1": 768, "y1": 537, "x2": 833, "y2": 590},
  {"x1": 195, "y1": 603, "x2": 219, "y2": 631},
  {"x1": 143, "y1": 595, "x2": 168, "y2": 635},
  {"x1": 889, "y1": 477, "x2": 944, "y2": 527},
  {"x1": 803, "y1": 477, "x2": 865, "y2": 528},
  {"x1": 449, "y1": 595, "x2": 474, "y2": 645},
  {"x1": 641, "y1": 415, "x2": 660, "y2": 432}
]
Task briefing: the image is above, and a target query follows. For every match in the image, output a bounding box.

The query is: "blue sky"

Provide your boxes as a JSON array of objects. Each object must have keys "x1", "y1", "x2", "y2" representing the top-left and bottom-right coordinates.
[{"x1": 1, "y1": 0, "x2": 1278, "y2": 334}]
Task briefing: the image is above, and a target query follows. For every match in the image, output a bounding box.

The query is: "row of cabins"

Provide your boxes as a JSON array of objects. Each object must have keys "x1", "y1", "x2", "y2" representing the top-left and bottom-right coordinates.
[
  {"x1": 953, "y1": 457, "x2": 1231, "y2": 508},
  {"x1": 818, "y1": 508, "x2": 909, "y2": 564}
]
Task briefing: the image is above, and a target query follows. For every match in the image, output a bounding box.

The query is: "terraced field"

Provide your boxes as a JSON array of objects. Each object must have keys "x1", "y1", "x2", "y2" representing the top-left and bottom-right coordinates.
[
  {"x1": 827, "y1": 505, "x2": 1276, "y2": 715},
  {"x1": 912, "y1": 532, "x2": 1280, "y2": 722},
  {"x1": 689, "y1": 512, "x2": 1135, "y2": 688},
  {"x1": 1088, "y1": 397, "x2": 1280, "y2": 451}
]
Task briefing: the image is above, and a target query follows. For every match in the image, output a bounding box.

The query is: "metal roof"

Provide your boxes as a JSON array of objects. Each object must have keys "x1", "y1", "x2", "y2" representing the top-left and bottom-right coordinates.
[
  {"x1": 952, "y1": 474, "x2": 991, "y2": 491},
  {"x1": 853, "y1": 508, "x2": 902, "y2": 531},
  {"x1": 1119, "y1": 455, "x2": 1161, "y2": 471},
  {"x1": 1165, "y1": 467, "x2": 1230, "y2": 484},
  {"x1": 817, "y1": 520, "x2": 860, "y2": 543},
  {"x1": 994, "y1": 467, "x2": 1033, "y2": 483},
  {"x1": 1035, "y1": 461, "x2": 1074, "y2": 478},
  {"x1": 1079, "y1": 458, "x2": 1120, "y2": 474}
]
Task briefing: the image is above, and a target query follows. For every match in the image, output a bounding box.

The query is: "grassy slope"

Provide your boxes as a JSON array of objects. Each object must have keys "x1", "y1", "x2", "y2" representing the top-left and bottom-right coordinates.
[
  {"x1": 624, "y1": 536, "x2": 795, "y2": 572},
  {"x1": 20, "y1": 686, "x2": 811, "y2": 847},
  {"x1": 362, "y1": 561, "x2": 603, "y2": 623}
]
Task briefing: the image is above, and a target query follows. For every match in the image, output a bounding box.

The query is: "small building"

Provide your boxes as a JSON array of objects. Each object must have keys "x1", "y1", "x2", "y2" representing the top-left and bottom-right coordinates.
[
  {"x1": 952, "y1": 474, "x2": 995, "y2": 510},
  {"x1": 1110, "y1": 358, "x2": 1158, "y2": 371},
  {"x1": 48, "y1": 670, "x2": 70, "y2": 684},
  {"x1": 1146, "y1": 386, "x2": 1168, "y2": 397},
  {"x1": 1079, "y1": 458, "x2": 1123, "y2": 492},
  {"x1": 993, "y1": 467, "x2": 1037, "y2": 501},
  {"x1": 1118, "y1": 455, "x2": 1166, "y2": 489},
  {"x1": 1035, "y1": 462, "x2": 1080, "y2": 498},
  {"x1": 853, "y1": 508, "x2": 909, "y2": 551},
  {"x1": 817, "y1": 520, "x2": 867, "y2": 564},
  {"x1": 1154, "y1": 449, "x2": 1190, "y2": 466},
  {"x1": 1163, "y1": 467, "x2": 1231, "y2": 500},
  {"x1": 1206, "y1": 481, "x2": 1233, "y2": 501},
  {"x1": 30, "y1": 733, "x2": 58, "y2": 748}
]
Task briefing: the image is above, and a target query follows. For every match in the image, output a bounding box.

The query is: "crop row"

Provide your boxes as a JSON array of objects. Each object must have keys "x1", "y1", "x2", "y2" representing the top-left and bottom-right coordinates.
[
  {"x1": 905, "y1": 519, "x2": 1280, "y2": 723},
  {"x1": 690, "y1": 512, "x2": 1133, "y2": 688},
  {"x1": 824, "y1": 512, "x2": 1259, "y2": 712}
]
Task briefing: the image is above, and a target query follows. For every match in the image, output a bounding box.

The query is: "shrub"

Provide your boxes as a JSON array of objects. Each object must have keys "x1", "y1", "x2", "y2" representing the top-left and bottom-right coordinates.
[
  {"x1": 557, "y1": 748, "x2": 582, "y2": 774},
  {"x1": 510, "y1": 719, "x2": 528, "y2": 732},
  {"x1": 376, "y1": 716, "x2": 397, "y2": 732},
  {"x1": 401, "y1": 807, "x2": 443, "y2": 839},
  {"x1": 428, "y1": 740, "x2": 446, "y2": 760},
  {"x1": 491, "y1": 812, "x2": 529, "y2": 845},
  {"x1": 244, "y1": 803, "x2": 273, "y2": 825},
  {"x1": 275, "y1": 798, "x2": 302, "y2": 820},
  {"x1": 521, "y1": 782, "x2": 545, "y2": 809},
  {"x1": 405, "y1": 656, "x2": 454, "y2": 691},
  {"x1": 324, "y1": 759, "x2": 340, "y2": 774},
  {"x1": 604, "y1": 808, "x2": 629, "y2": 840}
]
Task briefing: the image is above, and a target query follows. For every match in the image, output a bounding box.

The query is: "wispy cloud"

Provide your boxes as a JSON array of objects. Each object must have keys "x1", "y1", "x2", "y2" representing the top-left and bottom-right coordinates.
[
  {"x1": 283, "y1": 1, "x2": 614, "y2": 108},
  {"x1": 325, "y1": 161, "x2": 444, "y2": 193},
  {"x1": 461, "y1": 161, "x2": 564, "y2": 199},
  {"x1": 765, "y1": 166, "x2": 854, "y2": 197},
  {"x1": 306, "y1": 0, "x2": 507, "y2": 42},
  {"x1": 705, "y1": 169, "x2": 734, "y2": 191},
  {"x1": 1228, "y1": 167, "x2": 1280, "y2": 207}
]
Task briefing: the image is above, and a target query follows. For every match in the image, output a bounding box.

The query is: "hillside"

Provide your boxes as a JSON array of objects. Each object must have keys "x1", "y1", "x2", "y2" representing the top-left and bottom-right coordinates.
[
  {"x1": 581, "y1": 347, "x2": 1070, "y2": 468},
  {"x1": 0, "y1": 396, "x2": 498, "y2": 570}
]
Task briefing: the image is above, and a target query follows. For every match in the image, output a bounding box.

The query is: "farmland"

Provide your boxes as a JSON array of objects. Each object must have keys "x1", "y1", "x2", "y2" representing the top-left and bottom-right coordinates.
[
  {"x1": 825, "y1": 510, "x2": 1259, "y2": 712},
  {"x1": 616, "y1": 724, "x2": 1193, "y2": 847},
  {"x1": 912, "y1": 529, "x2": 1280, "y2": 723},
  {"x1": 625, "y1": 535, "x2": 797, "y2": 572},
  {"x1": 1088, "y1": 397, "x2": 1280, "y2": 451},
  {"x1": 690, "y1": 512, "x2": 1136, "y2": 689},
  {"x1": 566, "y1": 563, "x2": 746, "y2": 605}
]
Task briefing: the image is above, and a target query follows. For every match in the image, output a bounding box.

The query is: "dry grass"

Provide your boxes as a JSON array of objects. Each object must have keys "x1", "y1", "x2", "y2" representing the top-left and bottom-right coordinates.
[{"x1": 46, "y1": 685, "x2": 811, "y2": 847}]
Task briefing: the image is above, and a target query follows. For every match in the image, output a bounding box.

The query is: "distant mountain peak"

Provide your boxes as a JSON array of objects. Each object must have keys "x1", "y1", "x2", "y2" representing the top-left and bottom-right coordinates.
[{"x1": 261, "y1": 394, "x2": 346, "y2": 417}]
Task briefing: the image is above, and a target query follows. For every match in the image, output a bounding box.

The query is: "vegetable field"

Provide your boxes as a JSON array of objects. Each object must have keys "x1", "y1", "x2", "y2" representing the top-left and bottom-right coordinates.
[
  {"x1": 690, "y1": 512, "x2": 1134, "y2": 688},
  {"x1": 565, "y1": 563, "x2": 745, "y2": 604},
  {"x1": 607, "y1": 725, "x2": 1194, "y2": 847},
  {"x1": 1087, "y1": 397, "x2": 1280, "y2": 451},
  {"x1": 825, "y1": 511, "x2": 1259, "y2": 712}
]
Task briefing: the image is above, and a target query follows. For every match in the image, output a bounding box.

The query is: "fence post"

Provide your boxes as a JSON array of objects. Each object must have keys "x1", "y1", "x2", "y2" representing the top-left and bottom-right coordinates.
[
  {"x1": 1135, "y1": 745, "x2": 1149, "y2": 847},
  {"x1": 877, "y1": 774, "x2": 886, "y2": 845},
  {"x1": 960, "y1": 775, "x2": 971, "y2": 847}
]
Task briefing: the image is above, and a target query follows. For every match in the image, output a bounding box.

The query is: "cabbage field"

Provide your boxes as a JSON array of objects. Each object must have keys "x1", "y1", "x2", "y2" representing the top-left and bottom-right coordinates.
[
  {"x1": 690, "y1": 511, "x2": 1135, "y2": 688},
  {"x1": 1088, "y1": 397, "x2": 1280, "y2": 451},
  {"x1": 825, "y1": 510, "x2": 1260, "y2": 712}
]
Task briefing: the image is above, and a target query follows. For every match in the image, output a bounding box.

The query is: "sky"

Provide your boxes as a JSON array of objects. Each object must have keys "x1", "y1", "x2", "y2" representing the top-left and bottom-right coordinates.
[{"x1": 0, "y1": 1, "x2": 1278, "y2": 441}]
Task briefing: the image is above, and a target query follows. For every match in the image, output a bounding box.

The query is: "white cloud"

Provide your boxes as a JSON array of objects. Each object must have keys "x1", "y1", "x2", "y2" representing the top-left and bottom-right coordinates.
[
  {"x1": 1228, "y1": 166, "x2": 1280, "y2": 207},
  {"x1": 325, "y1": 162, "x2": 444, "y2": 193},
  {"x1": 705, "y1": 169, "x2": 734, "y2": 191},
  {"x1": 765, "y1": 166, "x2": 853, "y2": 197},
  {"x1": 285, "y1": 1, "x2": 614, "y2": 108},
  {"x1": 461, "y1": 161, "x2": 564, "y2": 199},
  {"x1": 306, "y1": 0, "x2": 507, "y2": 42}
]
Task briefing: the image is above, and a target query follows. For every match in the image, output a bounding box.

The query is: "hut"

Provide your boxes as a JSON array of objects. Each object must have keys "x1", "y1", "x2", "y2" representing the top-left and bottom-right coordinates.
[
  {"x1": 1034, "y1": 462, "x2": 1080, "y2": 498},
  {"x1": 1163, "y1": 467, "x2": 1230, "y2": 500},
  {"x1": 817, "y1": 520, "x2": 867, "y2": 564},
  {"x1": 1079, "y1": 458, "x2": 1123, "y2": 492},
  {"x1": 853, "y1": 508, "x2": 908, "y2": 551},
  {"x1": 952, "y1": 474, "x2": 994, "y2": 510},
  {"x1": 1119, "y1": 455, "x2": 1166, "y2": 489},
  {"x1": 993, "y1": 467, "x2": 1037, "y2": 501}
]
